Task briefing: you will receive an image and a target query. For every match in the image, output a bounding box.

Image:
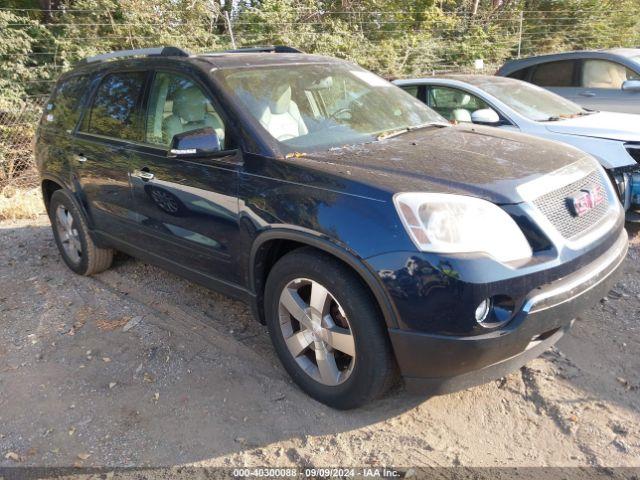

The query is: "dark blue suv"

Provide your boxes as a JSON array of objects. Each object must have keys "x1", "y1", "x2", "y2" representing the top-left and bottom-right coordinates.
[{"x1": 35, "y1": 46, "x2": 628, "y2": 409}]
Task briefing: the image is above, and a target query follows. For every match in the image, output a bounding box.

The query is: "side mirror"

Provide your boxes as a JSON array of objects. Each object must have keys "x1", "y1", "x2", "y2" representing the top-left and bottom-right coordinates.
[
  {"x1": 471, "y1": 108, "x2": 500, "y2": 125},
  {"x1": 168, "y1": 127, "x2": 221, "y2": 158},
  {"x1": 622, "y1": 79, "x2": 640, "y2": 92}
]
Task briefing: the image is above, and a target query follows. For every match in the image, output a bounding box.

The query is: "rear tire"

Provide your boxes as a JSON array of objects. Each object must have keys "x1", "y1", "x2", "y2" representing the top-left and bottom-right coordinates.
[
  {"x1": 49, "y1": 189, "x2": 114, "y2": 276},
  {"x1": 264, "y1": 247, "x2": 397, "y2": 409}
]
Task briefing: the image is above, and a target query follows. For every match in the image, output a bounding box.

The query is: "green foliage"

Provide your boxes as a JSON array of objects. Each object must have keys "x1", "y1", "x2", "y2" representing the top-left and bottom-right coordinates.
[{"x1": 1, "y1": 0, "x2": 639, "y2": 103}]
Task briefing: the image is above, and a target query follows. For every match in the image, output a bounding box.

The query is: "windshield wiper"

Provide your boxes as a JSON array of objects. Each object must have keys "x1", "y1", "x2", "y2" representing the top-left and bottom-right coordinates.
[
  {"x1": 376, "y1": 122, "x2": 448, "y2": 141},
  {"x1": 377, "y1": 128, "x2": 409, "y2": 141}
]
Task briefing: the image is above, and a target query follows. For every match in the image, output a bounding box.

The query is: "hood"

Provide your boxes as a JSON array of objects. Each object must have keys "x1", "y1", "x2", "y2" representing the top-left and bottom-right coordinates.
[
  {"x1": 544, "y1": 112, "x2": 640, "y2": 142},
  {"x1": 300, "y1": 125, "x2": 595, "y2": 204}
]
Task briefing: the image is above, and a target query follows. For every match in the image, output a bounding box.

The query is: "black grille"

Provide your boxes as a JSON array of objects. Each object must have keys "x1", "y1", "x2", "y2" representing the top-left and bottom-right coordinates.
[
  {"x1": 626, "y1": 146, "x2": 640, "y2": 163},
  {"x1": 533, "y1": 170, "x2": 609, "y2": 239}
]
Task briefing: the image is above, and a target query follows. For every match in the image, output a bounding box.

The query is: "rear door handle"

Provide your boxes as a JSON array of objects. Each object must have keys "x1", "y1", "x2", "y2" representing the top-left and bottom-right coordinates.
[
  {"x1": 579, "y1": 91, "x2": 596, "y2": 97},
  {"x1": 131, "y1": 169, "x2": 154, "y2": 181}
]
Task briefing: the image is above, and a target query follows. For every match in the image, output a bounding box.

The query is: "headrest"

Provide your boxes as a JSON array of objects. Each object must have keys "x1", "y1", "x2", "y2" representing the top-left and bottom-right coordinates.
[
  {"x1": 270, "y1": 84, "x2": 292, "y2": 115},
  {"x1": 173, "y1": 86, "x2": 207, "y2": 122}
]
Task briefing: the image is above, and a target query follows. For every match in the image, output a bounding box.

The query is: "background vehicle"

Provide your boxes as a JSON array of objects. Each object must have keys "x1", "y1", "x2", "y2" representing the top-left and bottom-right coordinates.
[
  {"x1": 36, "y1": 47, "x2": 627, "y2": 409},
  {"x1": 394, "y1": 75, "x2": 640, "y2": 221},
  {"x1": 496, "y1": 49, "x2": 640, "y2": 114}
]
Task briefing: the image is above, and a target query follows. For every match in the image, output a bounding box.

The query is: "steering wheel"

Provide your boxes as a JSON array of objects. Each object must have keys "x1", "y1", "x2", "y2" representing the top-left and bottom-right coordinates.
[{"x1": 330, "y1": 107, "x2": 352, "y2": 121}]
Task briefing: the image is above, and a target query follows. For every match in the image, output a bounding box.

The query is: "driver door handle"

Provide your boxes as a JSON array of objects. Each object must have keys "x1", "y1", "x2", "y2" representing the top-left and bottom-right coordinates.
[
  {"x1": 579, "y1": 91, "x2": 596, "y2": 97},
  {"x1": 131, "y1": 169, "x2": 154, "y2": 181}
]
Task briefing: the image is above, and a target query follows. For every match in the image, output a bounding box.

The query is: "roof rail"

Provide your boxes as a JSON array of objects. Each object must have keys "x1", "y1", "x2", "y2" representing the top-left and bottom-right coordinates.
[
  {"x1": 222, "y1": 46, "x2": 303, "y2": 54},
  {"x1": 82, "y1": 46, "x2": 190, "y2": 64}
]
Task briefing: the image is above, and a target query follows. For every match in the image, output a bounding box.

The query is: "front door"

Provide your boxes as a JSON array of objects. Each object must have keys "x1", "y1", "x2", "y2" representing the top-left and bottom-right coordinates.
[
  {"x1": 73, "y1": 70, "x2": 147, "y2": 237},
  {"x1": 127, "y1": 70, "x2": 242, "y2": 285},
  {"x1": 577, "y1": 59, "x2": 640, "y2": 114}
]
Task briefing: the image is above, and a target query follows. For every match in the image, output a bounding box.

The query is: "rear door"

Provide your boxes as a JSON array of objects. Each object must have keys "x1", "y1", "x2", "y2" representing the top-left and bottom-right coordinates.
[
  {"x1": 37, "y1": 74, "x2": 93, "y2": 186},
  {"x1": 577, "y1": 59, "x2": 640, "y2": 114},
  {"x1": 74, "y1": 70, "x2": 147, "y2": 236},
  {"x1": 126, "y1": 69, "x2": 242, "y2": 285}
]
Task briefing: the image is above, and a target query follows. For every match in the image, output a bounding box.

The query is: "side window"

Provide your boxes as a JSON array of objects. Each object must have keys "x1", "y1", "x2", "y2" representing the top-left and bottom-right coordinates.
[
  {"x1": 82, "y1": 71, "x2": 146, "y2": 141},
  {"x1": 506, "y1": 67, "x2": 529, "y2": 80},
  {"x1": 146, "y1": 72, "x2": 225, "y2": 148},
  {"x1": 427, "y1": 86, "x2": 490, "y2": 122},
  {"x1": 400, "y1": 85, "x2": 419, "y2": 98},
  {"x1": 582, "y1": 60, "x2": 640, "y2": 89},
  {"x1": 43, "y1": 75, "x2": 91, "y2": 133},
  {"x1": 530, "y1": 60, "x2": 576, "y2": 87}
]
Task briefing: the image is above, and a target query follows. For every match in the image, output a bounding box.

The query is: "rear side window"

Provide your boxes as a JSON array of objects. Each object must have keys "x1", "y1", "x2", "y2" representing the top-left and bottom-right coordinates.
[
  {"x1": 506, "y1": 67, "x2": 529, "y2": 80},
  {"x1": 43, "y1": 75, "x2": 91, "y2": 133},
  {"x1": 82, "y1": 71, "x2": 146, "y2": 141},
  {"x1": 400, "y1": 85, "x2": 419, "y2": 98},
  {"x1": 530, "y1": 60, "x2": 576, "y2": 87}
]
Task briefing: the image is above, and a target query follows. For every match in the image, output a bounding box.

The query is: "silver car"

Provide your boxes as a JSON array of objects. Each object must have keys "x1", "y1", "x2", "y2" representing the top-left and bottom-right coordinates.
[
  {"x1": 393, "y1": 75, "x2": 640, "y2": 220},
  {"x1": 496, "y1": 49, "x2": 640, "y2": 114}
]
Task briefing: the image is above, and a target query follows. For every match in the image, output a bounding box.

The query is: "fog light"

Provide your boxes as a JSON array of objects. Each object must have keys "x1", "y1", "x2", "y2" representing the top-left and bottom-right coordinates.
[{"x1": 475, "y1": 298, "x2": 492, "y2": 324}]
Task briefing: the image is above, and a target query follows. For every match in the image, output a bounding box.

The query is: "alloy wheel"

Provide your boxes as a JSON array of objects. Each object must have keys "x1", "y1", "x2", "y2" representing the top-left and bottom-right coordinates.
[
  {"x1": 55, "y1": 204, "x2": 82, "y2": 264},
  {"x1": 278, "y1": 278, "x2": 356, "y2": 386}
]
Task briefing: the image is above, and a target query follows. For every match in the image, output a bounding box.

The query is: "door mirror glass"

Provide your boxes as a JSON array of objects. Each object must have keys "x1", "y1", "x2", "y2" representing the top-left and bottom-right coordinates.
[
  {"x1": 471, "y1": 108, "x2": 500, "y2": 125},
  {"x1": 169, "y1": 127, "x2": 221, "y2": 158},
  {"x1": 622, "y1": 79, "x2": 640, "y2": 91}
]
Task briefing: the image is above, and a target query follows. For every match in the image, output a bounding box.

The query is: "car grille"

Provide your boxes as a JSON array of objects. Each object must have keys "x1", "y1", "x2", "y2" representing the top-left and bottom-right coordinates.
[{"x1": 533, "y1": 170, "x2": 609, "y2": 239}]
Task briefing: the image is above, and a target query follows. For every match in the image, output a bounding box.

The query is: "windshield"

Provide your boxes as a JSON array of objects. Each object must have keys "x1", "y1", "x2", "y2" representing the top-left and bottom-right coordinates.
[
  {"x1": 216, "y1": 63, "x2": 444, "y2": 150},
  {"x1": 480, "y1": 80, "x2": 587, "y2": 121}
]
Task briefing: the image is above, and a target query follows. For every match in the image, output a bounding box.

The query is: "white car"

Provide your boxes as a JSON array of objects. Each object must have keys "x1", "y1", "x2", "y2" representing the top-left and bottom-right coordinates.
[{"x1": 393, "y1": 75, "x2": 640, "y2": 220}]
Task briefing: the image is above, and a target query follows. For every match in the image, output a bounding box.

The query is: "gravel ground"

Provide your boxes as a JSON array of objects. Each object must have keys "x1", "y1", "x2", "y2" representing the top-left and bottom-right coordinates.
[{"x1": 0, "y1": 215, "x2": 639, "y2": 474}]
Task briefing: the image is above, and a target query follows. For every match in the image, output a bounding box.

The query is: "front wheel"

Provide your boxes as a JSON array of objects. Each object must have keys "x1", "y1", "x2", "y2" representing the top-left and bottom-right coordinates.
[
  {"x1": 264, "y1": 248, "x2": 397, "y2": 409},
  {"x1": 49, "y1": 189, "x2": 114, "y2": 276}
]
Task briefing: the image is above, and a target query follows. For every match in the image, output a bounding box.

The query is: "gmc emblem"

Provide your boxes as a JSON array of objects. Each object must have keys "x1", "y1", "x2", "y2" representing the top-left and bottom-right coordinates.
[{"x1": 568, "y1": 184, "x2": 605, "y2": 217}]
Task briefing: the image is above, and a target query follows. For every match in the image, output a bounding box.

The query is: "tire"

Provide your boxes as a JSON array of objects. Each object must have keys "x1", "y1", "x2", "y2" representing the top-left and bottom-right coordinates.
[
  {"x1": 49, "y1": 189, "x2": 114, "y2": 276},
  {"x1": 264, "y1": 247, "x2": 397, "y2": 409}
]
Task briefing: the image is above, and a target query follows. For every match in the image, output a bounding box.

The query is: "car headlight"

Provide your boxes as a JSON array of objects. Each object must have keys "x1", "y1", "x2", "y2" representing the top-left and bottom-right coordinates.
[{"x1": 394, "y1": 192, "x2": 532, "y2": 263}]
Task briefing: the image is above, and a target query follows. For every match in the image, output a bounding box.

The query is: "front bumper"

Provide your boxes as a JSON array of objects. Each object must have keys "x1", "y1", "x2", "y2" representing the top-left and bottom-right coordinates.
[{"x1": 388, "y1": 228, "x2": 628, "y2": 395}]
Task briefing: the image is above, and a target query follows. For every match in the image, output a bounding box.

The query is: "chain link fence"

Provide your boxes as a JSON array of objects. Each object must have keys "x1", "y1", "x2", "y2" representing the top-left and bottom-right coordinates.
[{"x1": 0, "y1": 95, "x2": 48, "y2": 192}]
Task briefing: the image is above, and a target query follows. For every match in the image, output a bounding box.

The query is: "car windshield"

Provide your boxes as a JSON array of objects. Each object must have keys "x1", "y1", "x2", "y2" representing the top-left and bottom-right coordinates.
[
  {"x1": 480, "y1": 80, "x2": 587, "y2": 122},
  {"x1": 215, "y1": 63, "x2": 444, "y2": 151}
]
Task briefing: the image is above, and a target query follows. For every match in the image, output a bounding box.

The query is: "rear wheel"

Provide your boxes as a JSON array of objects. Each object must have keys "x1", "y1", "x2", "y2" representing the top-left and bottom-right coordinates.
[
  {"x1": 49, "y1": 189, "x2": 114, "y2": 275},
  {"x1": 265, "y1": 248, "x2": 397, "y2": 409}
]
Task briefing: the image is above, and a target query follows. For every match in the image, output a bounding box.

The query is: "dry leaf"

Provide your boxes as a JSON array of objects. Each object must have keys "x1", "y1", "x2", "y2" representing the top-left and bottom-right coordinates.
[
  {"x1": 68, "y1": 426, "x2": 76, "y2": 436},
  {"x1": 108, "y1": 382, "x2": 116, "y2": 389},
  {"x1": 4, "y1": 451, "x2": 22, "y2": 462},
  {"x1": 77, "y1": 453, "x2": 91, "y2": 460},
  {"x1": 96, "y1": 316, "x2": 130, "y2": 331},
  {"x1": 143, "y1": 372, "x2": 155, "y2": 383},
  {"x1": 102, "y1": 357, "x2": 111, "y2": 363},
  {"x1": 154, "y1": 392, "x2": 160, "y2": 401}
]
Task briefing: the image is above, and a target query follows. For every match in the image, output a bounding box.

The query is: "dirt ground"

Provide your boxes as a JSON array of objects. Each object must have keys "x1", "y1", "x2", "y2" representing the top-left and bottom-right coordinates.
[{"x1": 0, "y1": 214, "x2": 639, "y2": 474}]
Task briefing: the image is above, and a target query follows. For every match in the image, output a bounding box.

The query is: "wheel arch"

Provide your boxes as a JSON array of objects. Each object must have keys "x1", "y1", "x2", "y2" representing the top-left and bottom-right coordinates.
[
  {"x1": 249, "y1": 229, "x2": 400, "y2": 329},
  {"x1": 41, "y1": 176, "x2": 64, "y2": 213}
]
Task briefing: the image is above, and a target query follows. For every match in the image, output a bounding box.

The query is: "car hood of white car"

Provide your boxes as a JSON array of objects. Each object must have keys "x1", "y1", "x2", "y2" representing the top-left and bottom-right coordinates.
[{"x1": 544, "y1": 112, "x2": 640, "y2": 142}]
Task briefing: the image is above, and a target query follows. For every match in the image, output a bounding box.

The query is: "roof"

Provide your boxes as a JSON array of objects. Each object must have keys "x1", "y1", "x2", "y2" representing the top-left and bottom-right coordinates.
[
  {"x1": 499, "y1": 48, "x2": 640, "y2": 71},
  {"x1": 61, "y1": 47, "x2": 343, "y2": 81},
  {"x1": 394, "y1": 74, "x2": 520, "y2": 88}
]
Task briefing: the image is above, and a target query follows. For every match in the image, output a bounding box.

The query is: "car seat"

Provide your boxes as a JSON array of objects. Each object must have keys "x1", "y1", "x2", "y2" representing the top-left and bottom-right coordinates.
[
  {"x1": 163, "y1": 87, "x2": 225, "y2": 146},
  {"x1": 583, "y1": 61, "x2": 628, "y2": 89},
  {"x1": 258, "y1": 84, "x2": 308, "y2": 141}
]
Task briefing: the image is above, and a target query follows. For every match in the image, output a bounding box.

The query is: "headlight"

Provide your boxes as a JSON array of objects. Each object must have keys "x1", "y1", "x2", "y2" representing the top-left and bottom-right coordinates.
[{"x1": 394, "y1": 192, "x2": 532, "y2": 263}]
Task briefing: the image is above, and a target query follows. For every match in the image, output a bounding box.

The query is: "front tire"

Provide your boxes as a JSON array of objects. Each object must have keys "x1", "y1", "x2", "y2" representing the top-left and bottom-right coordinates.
[
  {"x1": 265, "y1": 248, "x2": 397, "y2": 409},
  {"x1": 49, "y1": 189, "x2": 114, "y2": 276}
]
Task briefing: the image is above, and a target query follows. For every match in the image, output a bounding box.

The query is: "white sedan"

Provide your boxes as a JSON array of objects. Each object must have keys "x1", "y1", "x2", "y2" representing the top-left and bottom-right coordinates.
[{"x1": 393, "y1": 75, "x2": 640, "y2": 220}]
